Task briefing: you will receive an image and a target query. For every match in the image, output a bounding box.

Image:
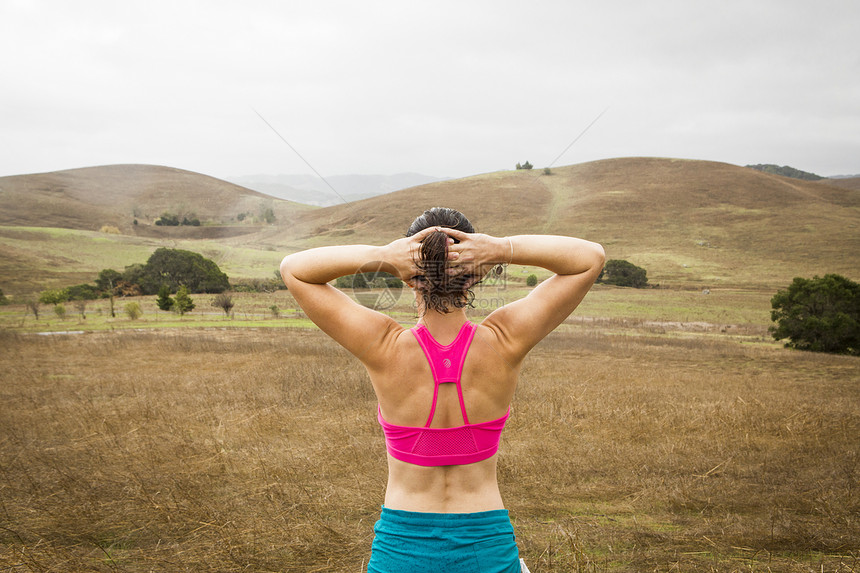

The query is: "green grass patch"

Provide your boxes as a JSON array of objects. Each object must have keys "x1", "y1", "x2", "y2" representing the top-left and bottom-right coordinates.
[
  {"x1": 575, "y1": 286, "x2": 772, "y2": 326},
  {"x1": 0, "y1": 226, "x2": 287, "y2": 294},
  {"x1": 0, "y1": 287, "x2": 777, "y2": 336}
]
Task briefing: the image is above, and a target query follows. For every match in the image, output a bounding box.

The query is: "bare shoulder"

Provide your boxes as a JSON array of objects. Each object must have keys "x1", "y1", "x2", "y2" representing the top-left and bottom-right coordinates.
[
  {"x1": 363, "y1": 317, "x2": 409, "y2": 363},
  {"x1": 471, "y1": 315, "x2": 524, "y2": 368}
]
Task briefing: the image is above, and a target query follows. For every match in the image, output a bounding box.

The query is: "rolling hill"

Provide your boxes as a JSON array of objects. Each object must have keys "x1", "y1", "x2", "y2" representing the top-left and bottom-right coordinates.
[
  {"x1": 261, "y1": 158, "x2": 859, "y2": 288},
  {"x1": 0, "y1": 158, "x2": 857, "y2": 294},
  {"x1": 0, "y1": 164, "x2": 312, "y2": 234}
]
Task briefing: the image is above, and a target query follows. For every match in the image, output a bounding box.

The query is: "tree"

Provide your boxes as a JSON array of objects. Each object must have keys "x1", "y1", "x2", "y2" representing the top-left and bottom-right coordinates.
[
  {"x1": 155, "y1": 213, "x2": 180, "y2": 226},
  {"x1": 73, "y1": 299, "x2": 88, "y2": 319},
  {"x1": 39, "y1": 288, "x2": 69, "y2": 305},
  {"x1": 95, "y1": 271, "x2": 119, "y2": 317},
  {"x1": 121, "y1": 264, "x2": 146, "y2": 289},
  {"x1": 138, "y1": 248, "x2": 229, "y2": 295},
  {"x1": 174, "y1": 285, "x2": 195, "y2": 316},
  {"x1": 181, "y1": 216, "x2": 201, "y2": 226},
  {"x1": 515, "y1": 161, "x2": 533, "y2": 170},
  {"x1": 156, "y1": 284, "x2": 174, "y2": 311},
  {"x1": 96, "y1": 269, "x2": 123, "y2": 293},
  {"x1": 53, "y1": 304, "x2": 66, "y2": 321},
  {"x1": 260, "y1": 207, "x2": 276, "y2": 224},
  {"x1": 526, "y1": 274, "x2": 538, "y2": 287},
  {"x1": 212, "y1": 292, "x2": 234, "y2": 316},
  {"x1": 598, "y1": 259, "x2": 648, "y2": 288},
  {"x1": 770, "y1": 274, "x2": 859, "y2": 355},
  {"x1": 24, "y1": 299, "x2": 39, "y2": 320},
  {"x1": 745, "y1": 164, "x2": 823, "y2": 181}
]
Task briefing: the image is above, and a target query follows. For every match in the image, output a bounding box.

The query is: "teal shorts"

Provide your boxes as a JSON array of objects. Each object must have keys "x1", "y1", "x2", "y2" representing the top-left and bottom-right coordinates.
[{"x1": 367, "y1": 506, "x2": 521, "y2": 573}]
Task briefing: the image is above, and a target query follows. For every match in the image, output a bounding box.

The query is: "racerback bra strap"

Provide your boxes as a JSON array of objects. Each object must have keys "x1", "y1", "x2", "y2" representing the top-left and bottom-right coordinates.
[{"x1": 410, "y1": 322, "x2": 477, "y2": 427}]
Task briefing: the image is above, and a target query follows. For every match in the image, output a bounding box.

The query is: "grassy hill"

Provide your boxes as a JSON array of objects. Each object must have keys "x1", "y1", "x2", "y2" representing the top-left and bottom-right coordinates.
[
  {"x1": 822, "y1": 176, "x2": 860, "y2": 191},
  {"x1": 0, "y1": 158, "x2": 857, "y2": 295},
  {"x1": 264, "y1": 158, "x2": 859, "y2": 289},
  {"x1": 0, "y1": 164, "x2": 312, "y2": 234}
]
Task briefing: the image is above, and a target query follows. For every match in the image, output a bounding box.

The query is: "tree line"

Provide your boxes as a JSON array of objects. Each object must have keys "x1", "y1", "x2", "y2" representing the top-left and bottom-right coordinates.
[
  {"x1": 11, "y1": 248, "x2": 859, "y2": 355},
  {"x1": 38, "y1": 248, "x2": 230, "y2": 305}
]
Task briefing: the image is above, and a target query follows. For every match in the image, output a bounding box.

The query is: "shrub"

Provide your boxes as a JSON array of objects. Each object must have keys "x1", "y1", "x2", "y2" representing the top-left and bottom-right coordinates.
[
  {"x1": 270, "y1": 304, "x2": 280, "y2": 318},
  {"x1": 526, "y1": 274, "x2": 538, "y2": 287},
  {"x1": 66, "y1": 284, "x2": 100, "y2": 301},
  {"x1": 212, "y1": 293, "x2": 235, "y2": 316},
  {"x1": 335, "y1": 272, "x2": 402, "y2": 289},
  {"x1": 0, "y1": 288, "x2": 8, "y2": 306},
  {"x1": 125, "y1": 302, "x2": 143, "y2": 320},
  {"x1": 770, "y1": 274, "x2": 859, "y2": 355},
  {"x1": 230, "y1": 278, "x2": 282, "y2": 293},
  {"x1": 598, "y1": 260, "x2": 648, "y2": 288},
  {"x1": 53, "y1": 304, "x2": 66, "y2": 321},
  {"x1": 99, "y1": 225, "x2": 121, "y2": 234}
]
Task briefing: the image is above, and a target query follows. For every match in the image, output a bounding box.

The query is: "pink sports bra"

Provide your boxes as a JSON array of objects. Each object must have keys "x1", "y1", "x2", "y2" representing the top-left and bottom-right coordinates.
[{"x1": 377, "y1": 321, "x2": 510, "y2": 467}]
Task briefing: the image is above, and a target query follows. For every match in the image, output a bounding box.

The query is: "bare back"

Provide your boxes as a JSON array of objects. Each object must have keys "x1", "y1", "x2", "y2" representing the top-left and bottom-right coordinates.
[
  {"x1": 279, "y1": 228, "x2": 604, "y2": 513},
  {"x1": 366, "y1": 321, "x2": 520, "y2": 513}
]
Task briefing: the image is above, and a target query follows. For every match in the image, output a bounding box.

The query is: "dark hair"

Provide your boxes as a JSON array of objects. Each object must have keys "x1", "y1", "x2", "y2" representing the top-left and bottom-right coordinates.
[{"x1": 406, "y1": 207, "x2": 476, "y2": 314}]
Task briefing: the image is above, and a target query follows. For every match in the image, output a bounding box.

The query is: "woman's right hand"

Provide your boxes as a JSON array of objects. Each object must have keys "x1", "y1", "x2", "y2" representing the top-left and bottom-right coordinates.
[{"x1": 438, "y1": 228, "x2": 511, "y2": 280}]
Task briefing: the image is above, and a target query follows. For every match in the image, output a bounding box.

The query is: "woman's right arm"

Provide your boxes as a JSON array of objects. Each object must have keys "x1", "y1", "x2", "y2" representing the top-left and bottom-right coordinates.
[{"x1": 445, "y1": 230, "x2": 605, "y2": 361}]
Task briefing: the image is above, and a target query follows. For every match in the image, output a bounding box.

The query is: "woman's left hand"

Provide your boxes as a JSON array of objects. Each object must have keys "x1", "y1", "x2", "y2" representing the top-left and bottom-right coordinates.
[{"x1": 381, "y1": 226, "x2": 454, "y2": 282}]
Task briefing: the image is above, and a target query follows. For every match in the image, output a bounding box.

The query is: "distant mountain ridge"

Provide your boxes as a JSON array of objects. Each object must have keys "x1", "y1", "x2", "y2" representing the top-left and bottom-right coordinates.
[{"x1": 226, "y1": 172, "x2": 448, "y2": 206}]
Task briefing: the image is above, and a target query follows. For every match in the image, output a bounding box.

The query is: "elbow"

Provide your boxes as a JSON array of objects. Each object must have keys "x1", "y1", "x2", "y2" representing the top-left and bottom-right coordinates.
[
  {"x1": 279, "y1": 255, "x2": 296, "y2": 288},
  {"x1": 586, "y1": 241, "x2": 605, "y2": 274}
]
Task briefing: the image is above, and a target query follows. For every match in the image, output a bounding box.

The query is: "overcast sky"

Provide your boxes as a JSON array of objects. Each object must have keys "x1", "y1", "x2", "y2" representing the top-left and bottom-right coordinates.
[{"x1": 2, "y1": 0, "x2": 859, "y2": 181}]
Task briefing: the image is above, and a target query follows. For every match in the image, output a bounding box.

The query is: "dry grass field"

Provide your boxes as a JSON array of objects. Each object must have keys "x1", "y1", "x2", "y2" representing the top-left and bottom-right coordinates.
[
  {"x1": 1, "y1": 158, "x2": 857, "y2": 571},
  {"x1": 1, "y1": 320, "x2": 857, "y2": 572}
]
